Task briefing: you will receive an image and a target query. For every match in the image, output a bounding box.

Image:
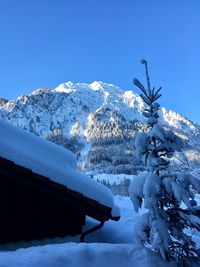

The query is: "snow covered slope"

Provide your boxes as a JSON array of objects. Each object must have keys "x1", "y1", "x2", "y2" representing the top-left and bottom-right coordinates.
[{"x1": 0, "y1": 81, "x2": 200, "y2": 176}]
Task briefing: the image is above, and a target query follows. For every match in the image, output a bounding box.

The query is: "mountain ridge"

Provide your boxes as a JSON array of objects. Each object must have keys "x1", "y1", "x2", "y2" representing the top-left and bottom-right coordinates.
[{"x1": 0, "y1": 81, "x2": 200, "y2": 177}]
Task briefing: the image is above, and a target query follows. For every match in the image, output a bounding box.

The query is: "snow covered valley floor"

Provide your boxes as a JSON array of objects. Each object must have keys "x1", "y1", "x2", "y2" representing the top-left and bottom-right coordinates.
[{"x1": 0, "y1": 196, "x2": 199, "y2": 267}]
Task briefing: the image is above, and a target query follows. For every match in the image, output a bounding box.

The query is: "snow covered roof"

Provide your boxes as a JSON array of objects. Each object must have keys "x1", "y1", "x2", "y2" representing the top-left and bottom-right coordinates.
[{"x1": 0, "y1": 120, "x2": 119, "y2": 217}]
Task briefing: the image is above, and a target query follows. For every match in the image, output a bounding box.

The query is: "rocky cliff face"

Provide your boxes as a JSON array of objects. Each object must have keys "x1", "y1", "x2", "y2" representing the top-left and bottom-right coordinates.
[{"x1": 0, "y1": 81, "x2": 200, "y2": 176}]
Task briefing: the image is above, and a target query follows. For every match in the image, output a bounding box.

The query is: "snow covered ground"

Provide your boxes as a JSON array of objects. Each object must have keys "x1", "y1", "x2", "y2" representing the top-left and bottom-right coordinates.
[
  {"x1": 0, "y1": 243, "x2": 176, "y2": 267},
  {"x1": 0, "y1": 196, "x2": 187, "y2": 267}
]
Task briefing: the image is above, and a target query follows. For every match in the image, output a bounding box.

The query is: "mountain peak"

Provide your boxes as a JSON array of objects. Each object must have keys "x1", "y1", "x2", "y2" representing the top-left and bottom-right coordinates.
[
  {"x1": 90, "y1": 81, "x2": 105, "y2": 91},
  {"x1": 54, "y1": 81, "x2": 75, "y2": 93},
  {"x1": 53, "y1": 81, "x2": 123, "y2": 95}
]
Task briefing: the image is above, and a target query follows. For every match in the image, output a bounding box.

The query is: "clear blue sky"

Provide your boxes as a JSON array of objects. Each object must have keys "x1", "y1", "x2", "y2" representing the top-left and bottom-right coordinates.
[{"x1": 1, "y1": 0, "x2": 200, "y2": 123}]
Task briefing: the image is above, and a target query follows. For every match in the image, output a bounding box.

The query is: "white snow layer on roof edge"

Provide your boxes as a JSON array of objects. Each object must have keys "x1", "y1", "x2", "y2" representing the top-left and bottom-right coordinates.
[{"x1": 0, "y1": 120, "x2": 115, "y2": 209}]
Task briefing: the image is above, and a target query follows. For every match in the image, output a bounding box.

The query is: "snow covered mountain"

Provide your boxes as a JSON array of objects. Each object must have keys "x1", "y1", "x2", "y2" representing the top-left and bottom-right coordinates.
[{"x1": 0, "y1": 81, "x2": 200, "y2": 178}]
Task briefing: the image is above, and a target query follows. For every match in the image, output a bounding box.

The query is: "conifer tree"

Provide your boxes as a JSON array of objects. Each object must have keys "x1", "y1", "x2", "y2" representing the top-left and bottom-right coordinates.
[{"x1": 130, "y1": 60, "x2": 200, "y2": 266}]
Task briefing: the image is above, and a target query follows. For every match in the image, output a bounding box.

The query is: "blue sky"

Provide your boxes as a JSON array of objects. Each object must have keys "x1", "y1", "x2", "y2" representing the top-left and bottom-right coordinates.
[{"x1": 1, "y1": 0, "x2": 200, "y2": 123}]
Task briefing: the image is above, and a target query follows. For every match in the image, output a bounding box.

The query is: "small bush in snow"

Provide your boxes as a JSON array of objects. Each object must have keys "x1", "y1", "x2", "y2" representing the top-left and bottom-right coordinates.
[{"x1": 130, "y1": 60, "x2": 200, "y2": 266}]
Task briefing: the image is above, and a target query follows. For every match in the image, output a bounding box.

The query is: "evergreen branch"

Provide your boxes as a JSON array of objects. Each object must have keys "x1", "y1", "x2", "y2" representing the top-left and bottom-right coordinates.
[
  {"x1": 133, "y1": 78, "x2": 149, "y2": 98},
  {"x1": 140, "y1": 94, "x2": 152, "y2": 106},
  {"x1": 152, "y1": 87, "x2": 155, "y2": 95},
  {"x1": 153, "y1": 93, "x2": 162, "y2": 102},
  {"x1": 151, "y1": 87, "x2": 155, "y2": 99},
  {"x1": 142, "y1": 111, "x2": 151, "y2": 118},
  {"x1": 141, "y1": 59, "x2": 151, "y2": 96},
  {"x1": 154, "y1": 87, "x2": 162, "y2": 98}
]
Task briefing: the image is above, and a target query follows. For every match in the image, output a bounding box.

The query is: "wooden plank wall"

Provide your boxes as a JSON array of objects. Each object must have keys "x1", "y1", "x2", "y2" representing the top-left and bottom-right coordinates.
[{"x1": 0, "y1": 172, "x2": 85, "y2": 244}]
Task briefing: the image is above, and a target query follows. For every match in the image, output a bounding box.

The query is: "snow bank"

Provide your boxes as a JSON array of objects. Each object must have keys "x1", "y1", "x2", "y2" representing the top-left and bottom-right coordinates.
[
  {"x1": 0, "y1": 120, "x2": 115, "y2": 208},
  {"x1": 0, "y1": 243, "x2": 176, "y2": 267}
]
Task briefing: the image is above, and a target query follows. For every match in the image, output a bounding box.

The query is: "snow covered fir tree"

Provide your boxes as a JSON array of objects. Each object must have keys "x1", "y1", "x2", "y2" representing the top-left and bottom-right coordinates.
[{"x1": 129, "y1": 60, "x2": 200, "y2": 266}]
